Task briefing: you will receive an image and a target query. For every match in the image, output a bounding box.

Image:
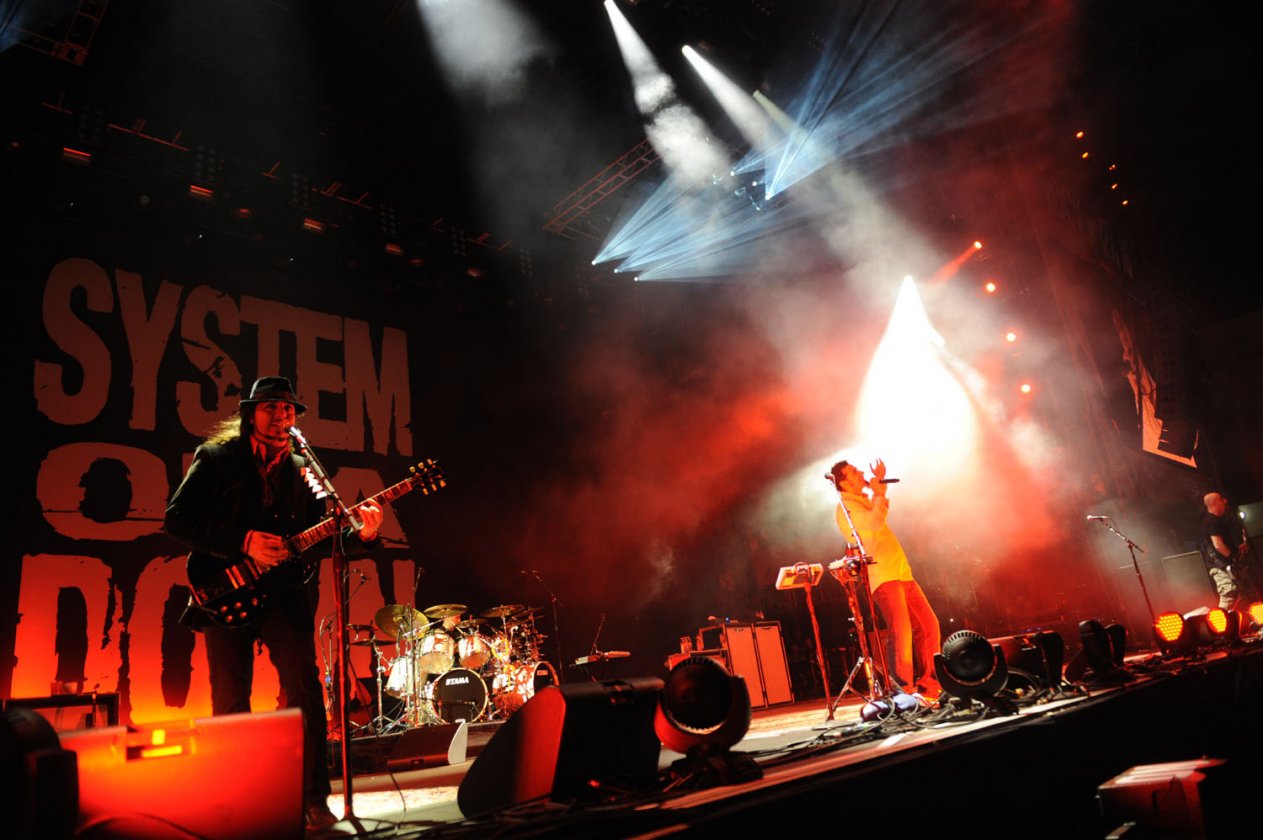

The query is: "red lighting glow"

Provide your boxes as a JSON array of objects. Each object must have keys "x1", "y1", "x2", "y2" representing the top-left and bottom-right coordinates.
[
  {"x1": 1206, "y1": 608, "x2": 1229, "y2": 635},
  {"x1": 1005, "y1": 331, "x2": 1017, "y2": 343},
  {"x1": 301, "y1": 217, "x2": 326, "y2": 233},
  {"x1": 61, "y1": 146, "x2": 92, "y2": 165},
  {"x1": 384, "y1": 242, "x2": 404, "y2": 257},
  {"x1": 233, "y1": 207, "x2": 253, "y2": 219},
  {"x1": 984, "y1": 281, "x2": 997, "y2": 294},
  {"x1": 1019, "y1": 383, "x2": 1033, "y2": 394},
  {"x1": 188, "y1": 184, "x2": 214, "y2": 200},
  {"x1": 1155, "y1": 612, "x2": 1184, "y2": 643}
]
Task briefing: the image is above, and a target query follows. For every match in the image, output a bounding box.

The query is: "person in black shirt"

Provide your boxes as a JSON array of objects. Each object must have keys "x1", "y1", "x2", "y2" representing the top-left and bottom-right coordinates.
[{"x1": 1202, "y1": 492, "x2": 1248, "y2": 610}]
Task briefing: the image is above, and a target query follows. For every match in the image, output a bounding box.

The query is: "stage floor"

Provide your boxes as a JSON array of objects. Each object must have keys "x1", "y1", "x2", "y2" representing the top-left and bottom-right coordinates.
[{"x1": 316, "y1": 641, "x2": 1263, "y2": 837}]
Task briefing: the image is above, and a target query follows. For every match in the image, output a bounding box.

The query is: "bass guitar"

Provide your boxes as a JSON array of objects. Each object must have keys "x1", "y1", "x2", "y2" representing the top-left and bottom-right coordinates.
[{"x1": 188, "y1": 459, "x2": 445, "y2": 627}]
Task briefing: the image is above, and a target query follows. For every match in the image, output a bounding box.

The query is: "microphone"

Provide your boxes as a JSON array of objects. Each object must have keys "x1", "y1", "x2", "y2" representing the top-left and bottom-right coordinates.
[
  {"x1": 1086, "y1": 515, "x2": 1109, "y2": 522},
  {"x1": 877, "y1": 478, "x2": 900, "y2": 484},
  {"x1": 288, "y1": 426, "x2": 309, "y2": 448}
]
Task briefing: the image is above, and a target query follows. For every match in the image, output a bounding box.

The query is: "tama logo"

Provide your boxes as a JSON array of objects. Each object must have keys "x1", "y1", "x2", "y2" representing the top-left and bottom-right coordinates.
[{"x1": 445, "y1": 676, "x2": 471, "y2": 685}]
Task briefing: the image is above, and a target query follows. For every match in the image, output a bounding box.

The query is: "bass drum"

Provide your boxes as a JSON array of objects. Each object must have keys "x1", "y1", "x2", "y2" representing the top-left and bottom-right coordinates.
[
  {"x1": 491, "y1": 661, "x2": 557, "y2": 716},
  {"x1": 425, "y1": 668, "x2": 489, "y2": 723}
]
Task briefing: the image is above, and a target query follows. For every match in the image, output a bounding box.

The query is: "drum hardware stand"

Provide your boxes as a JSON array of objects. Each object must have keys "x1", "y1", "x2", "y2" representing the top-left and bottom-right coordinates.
[
  {"x1": 773, "y1": 563, "x2": 833, "y2": 717},
  {"x1": 1089, "y1": 516, "x2": 1157, "y2": 647},
  {"x1": 290, "y1": 426, "x2": 364, "y2": 820},
  {"x1": 524, "y1": 569, "x2": 566, "y2": 683}
]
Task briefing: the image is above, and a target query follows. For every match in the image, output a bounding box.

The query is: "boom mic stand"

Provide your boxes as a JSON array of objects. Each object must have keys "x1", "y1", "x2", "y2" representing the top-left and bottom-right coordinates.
[
  {"x1": 1090, "y1": 516, "x2": 1157, "y2": 647},
  {"x1": 290, "y1": 426, "x2": 362, "y2": 821}
]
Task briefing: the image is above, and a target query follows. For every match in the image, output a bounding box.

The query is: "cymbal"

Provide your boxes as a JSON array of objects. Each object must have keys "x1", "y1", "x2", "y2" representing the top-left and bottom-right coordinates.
[
  {"x1": 423, "y1": 603, "x2": 467, "y2": 620},
  {"x1": 350, "y1": 638, "x2": 394, "y2": 647},
  {"x1": 455, "y1": 618, "x2": 486, "y2": 631},
  {"x1": 481, "y1": 604, "x2": 527, "y2": 619},
  {"x1": 373, "y1": 604, "x2": 425, "y2": 639}
]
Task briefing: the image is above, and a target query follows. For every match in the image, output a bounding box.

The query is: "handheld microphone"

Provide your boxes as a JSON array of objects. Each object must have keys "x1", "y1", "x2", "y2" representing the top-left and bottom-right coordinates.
[{"x1": 877, "y1": 478, "x2": 900, "y2": 484}]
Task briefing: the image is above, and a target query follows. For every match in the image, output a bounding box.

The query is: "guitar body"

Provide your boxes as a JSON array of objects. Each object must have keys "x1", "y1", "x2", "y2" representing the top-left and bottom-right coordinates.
[{"x1": 181, "y1": 458, "x2": 445, "y2": 629}]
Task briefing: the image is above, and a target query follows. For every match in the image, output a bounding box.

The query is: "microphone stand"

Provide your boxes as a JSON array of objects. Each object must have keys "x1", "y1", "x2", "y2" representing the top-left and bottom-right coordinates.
[
  {"x1": 525, "y1": 570, "x2": 565, "y2": 683},
  {"x1": 289, "y1": 426, "x2": 360, "y2": 821},
  {"x1": 830, "y1": 489, "x2": 893, "y2": 714},
  {"x1": 1092, "y1": 517, "x2": 1157, "y2": 644}
]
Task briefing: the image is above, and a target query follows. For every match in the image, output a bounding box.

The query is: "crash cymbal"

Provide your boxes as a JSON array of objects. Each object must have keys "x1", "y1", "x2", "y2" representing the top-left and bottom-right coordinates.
[
  {"x1": 455, "y1": 618, "x2": 486, "y2": 632},
  {"x1": 423, "y1": 603, "x2": 467, "y2": 620},
  {"x1": 373, "y1": 604, "x2": 425, "y2": 639},
  {"x1": 481, "y1": 604, "x2": 527, "y2": 619}
]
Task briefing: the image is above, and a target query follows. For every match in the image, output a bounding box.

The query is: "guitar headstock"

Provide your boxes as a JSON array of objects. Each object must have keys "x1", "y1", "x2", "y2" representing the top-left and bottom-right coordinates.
[{"x1": 409, "y1": 459, "x2": 447, "y2": 494}]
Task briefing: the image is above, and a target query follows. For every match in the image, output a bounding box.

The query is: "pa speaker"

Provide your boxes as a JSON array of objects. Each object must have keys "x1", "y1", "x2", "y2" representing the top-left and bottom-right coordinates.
[
  {"x1": 457, "y1": 677, "x2": 663, "y2": 817},
  {"x1": 60, "y1": 708, "x2": 304, "y2": 840}
]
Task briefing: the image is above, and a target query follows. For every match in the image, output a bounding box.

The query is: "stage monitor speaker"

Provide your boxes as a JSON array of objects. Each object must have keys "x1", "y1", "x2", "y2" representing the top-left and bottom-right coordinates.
[
  {"x1": 60, "y1": 708, "x2": 304, "y2": 840},
  {"x1": 386, "y1": 720, "x2": 467, "y2": 770},
  {"x1": 2, "y1": 707, "x2": 79, "y2": 840},
  {"x1": 457, "y1": 677, "x2": 663, "y2": 818}
]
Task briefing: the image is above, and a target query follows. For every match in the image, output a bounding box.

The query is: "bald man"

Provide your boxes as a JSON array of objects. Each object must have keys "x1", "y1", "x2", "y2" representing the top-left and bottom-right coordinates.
[{"x1": 1202, "y1": 492, "x2": 1247, "y2": 610}]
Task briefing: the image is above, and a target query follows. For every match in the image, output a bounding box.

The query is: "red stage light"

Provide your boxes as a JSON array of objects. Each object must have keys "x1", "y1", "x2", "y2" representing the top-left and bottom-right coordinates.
[
  {"x1": 233, "y1": 207, "x2": 253, "y2": 219},
  {"x1": 1121, "y1": 199, "x2": 1130, "y2": 206},
  {"x1": 1019, "y1": 383, "x2": 1033, "y2": 394},
  {"x1": 984, "y1": 281, "x2": 997, "y2": 294},
  {"x1": 1110, "y1": 183, "x2": 1119, "y2": 190},
  {"x1": 973, "y1": 240, "x2": 983, "y2": 250},
  {"x1": 1205, "y1": 608, "x2": 1229, "y2": 635},
  {"x1": 1005, "y1": 331, "x2": 1017, "y2": 343},
  {"x1": 1154, "y1": 612, "x2": 1184, "y2": 644},
  {"x1": 188, "y1": 184, "x2": 213, "y2": 200},
  {"x1": 1075, "y1": 130, "x2": 1085, "y2": 139},
  {"x1": 301, "y1": 217, "x2": 325, "y2": 233},
  {"x1": 1081, "y1": 152, "x2": 1090, "y2": 160},
  {"x1": 384, "y1": 242, "x2": 404, "y2": 257},
  {"x1": 1247, "y1": 602, "x2": 1263, "y2": 625}
]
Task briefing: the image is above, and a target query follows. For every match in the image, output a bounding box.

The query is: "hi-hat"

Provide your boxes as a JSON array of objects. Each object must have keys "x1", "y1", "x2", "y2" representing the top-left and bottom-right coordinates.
[
  {"x1": 373, "y1": 604, "x2": 425, "y2": 639},
  {"x1": 481, "y1": 604, "x2": 527, "y2": 619},
  {"x1": 423, "y1": 603, "x2": 468, "y2": 620}
]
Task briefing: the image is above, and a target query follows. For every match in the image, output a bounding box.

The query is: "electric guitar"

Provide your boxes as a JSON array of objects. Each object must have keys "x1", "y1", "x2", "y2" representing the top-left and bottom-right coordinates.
[{"x1": 187, "y1": 459, "x2": 445, "y2": 627}]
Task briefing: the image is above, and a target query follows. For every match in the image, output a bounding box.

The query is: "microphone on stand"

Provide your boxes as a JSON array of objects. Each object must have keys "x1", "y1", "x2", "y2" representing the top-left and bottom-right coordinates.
[
  {"x1": 1086, "y1": 515, "x2": 1110, "y2": 522},
  {"x1": 877, "y1": 478, "x2": 900, "y2": 484}
]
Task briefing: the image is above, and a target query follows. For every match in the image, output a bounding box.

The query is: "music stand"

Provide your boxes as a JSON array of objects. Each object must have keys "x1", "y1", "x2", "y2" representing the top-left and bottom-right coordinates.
[{"x1": 774, "y1": 563, "x2": 835, "y2": 720}]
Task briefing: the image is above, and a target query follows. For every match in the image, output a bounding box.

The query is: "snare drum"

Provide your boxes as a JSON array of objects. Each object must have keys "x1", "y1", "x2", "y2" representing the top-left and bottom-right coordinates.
[
  {"x1": 491, "y1": 660, "x2": 557, "y2": 715},
  {"x1": 416, "y1": 630, "x2": 456, "y2": 674},
  {"x1": 426, "y1": 668, "x2": 489, "y2": 723},
  {"x1": 457, "y1": 633, "x2": 494, "y2": 670}
]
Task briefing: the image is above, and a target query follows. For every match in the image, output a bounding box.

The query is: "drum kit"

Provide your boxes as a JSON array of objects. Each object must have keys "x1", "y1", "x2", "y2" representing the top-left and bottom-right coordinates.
[{"x1": 352, "y1": 601, "x2": 556, "y2": 733}]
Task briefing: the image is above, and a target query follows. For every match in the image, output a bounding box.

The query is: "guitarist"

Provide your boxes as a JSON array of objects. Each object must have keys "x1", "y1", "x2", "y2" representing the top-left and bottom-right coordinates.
[
  {"x1": 164, "y1": 376, "x2": 382, "y2": 830},
  {"x1": 1201, "y1": 491, "x2": 1250, "y2": 610}
]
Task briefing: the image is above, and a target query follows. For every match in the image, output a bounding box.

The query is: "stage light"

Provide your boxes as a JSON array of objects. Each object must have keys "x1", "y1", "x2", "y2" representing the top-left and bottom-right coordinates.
[
  {"x1": 1109, "y1": 164, "x2": 1117, "y2": 171},
  {"x1": 1005, "y1": 331, "x2": 1017, "y2": 343},
  {"x1": 1081, "y1": 152, "x2": 1090, "y2": 160},
  {"x1": 1019, "y1": 383, "x2": 1033, "y2": 394},
  {"x1": 1105, "y1": 622, "x2": 1128, "y2": 667},
  {"x1": 1110, "y1": 183, "x2": 1119, "y2": 190},
  {"x1": 933, "y1": 630, "x2": 1011, "y2": 710},
  {"x1": 984, "y1": 281, "x2": 997, "y2": 294},
  {"x1": 973, "y1": 240, "x2": 982, "y2": 250},
  {"x1": 1121, "y1": 199, "x2": 1130, "y2": 206},
  {"x1": 188, "y1": 184, "x2": 213, "y2": 201},
  {"x1": 384, "y1": 242, "x2": 403, "y2": 257},
  {"x1": 1203, "y1": 608, "x2": 1239, "y2": 642},
  {"x1": 1155, "y1": 611, "x2": 1193, "y2": 656},
  {"x1": 655, "y1": 655, "x2": 760, "y2": 786},
  {"x1": 1075, "y1": 130, "x2": 1085, "y2": 139},
  {"x1": 301, "y1": 217, "x2": 325, "y2": 234},
  {"x1": 1247, "y1": 602, "x2": 1263, "y2": 627}
]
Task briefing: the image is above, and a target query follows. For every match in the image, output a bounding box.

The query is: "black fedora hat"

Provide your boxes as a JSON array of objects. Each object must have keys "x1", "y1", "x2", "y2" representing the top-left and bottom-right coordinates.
[{"x1": 240, "y1": 376, "x2": 308, "y2": 413}]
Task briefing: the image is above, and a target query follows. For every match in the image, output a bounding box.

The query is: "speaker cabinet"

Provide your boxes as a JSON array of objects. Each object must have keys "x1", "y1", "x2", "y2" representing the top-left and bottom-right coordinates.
[
  {"x1": 457, "y1": 677, "x2": 663, "y2": 817},
  {"x1": 753, "y1": 622, "x2": 794, "y2": 705},
  {"x1": 60, "y1": 709, "x2": 304, "y2": 840}
]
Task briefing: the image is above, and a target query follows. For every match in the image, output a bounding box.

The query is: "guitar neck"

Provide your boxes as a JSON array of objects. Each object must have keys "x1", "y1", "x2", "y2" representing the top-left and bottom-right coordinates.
[{"x1": 285, "y1": 475, "x2": 422, "y2": 555}]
